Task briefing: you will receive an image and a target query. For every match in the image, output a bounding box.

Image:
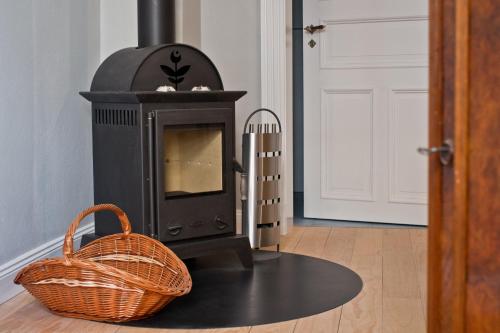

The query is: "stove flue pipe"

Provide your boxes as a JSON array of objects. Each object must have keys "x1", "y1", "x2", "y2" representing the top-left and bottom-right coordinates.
[{"x1": 138, "y1": 0, "x2": 175, "y2": 48}]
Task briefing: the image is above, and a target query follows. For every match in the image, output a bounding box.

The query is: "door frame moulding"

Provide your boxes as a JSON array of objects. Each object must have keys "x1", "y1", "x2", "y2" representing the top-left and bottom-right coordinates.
[{"x1": 260, "y1": 0, "x2": 292, "y2": 234}]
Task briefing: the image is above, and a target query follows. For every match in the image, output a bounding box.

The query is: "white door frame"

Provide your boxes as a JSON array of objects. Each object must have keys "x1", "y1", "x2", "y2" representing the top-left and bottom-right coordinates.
[{"x1": 260, "y1": 0, "x2": 293, "y2": 234}]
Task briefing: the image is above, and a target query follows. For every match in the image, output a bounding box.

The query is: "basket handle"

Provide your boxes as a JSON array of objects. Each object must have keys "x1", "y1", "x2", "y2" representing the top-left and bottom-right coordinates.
[{"x1": 63, "y1": 204, "x2": 131, "y2": 260}]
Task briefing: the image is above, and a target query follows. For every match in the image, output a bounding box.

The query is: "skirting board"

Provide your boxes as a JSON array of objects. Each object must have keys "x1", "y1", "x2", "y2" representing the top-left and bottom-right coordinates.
[{"x1": 0, "y1": 223, "x2": 94, "y2": 305}]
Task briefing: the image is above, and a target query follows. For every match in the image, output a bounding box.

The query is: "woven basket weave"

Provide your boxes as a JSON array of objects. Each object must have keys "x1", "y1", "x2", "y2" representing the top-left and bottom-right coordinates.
[{"x1": 14, "y1": 204, "x2": 192, "y2": 322}]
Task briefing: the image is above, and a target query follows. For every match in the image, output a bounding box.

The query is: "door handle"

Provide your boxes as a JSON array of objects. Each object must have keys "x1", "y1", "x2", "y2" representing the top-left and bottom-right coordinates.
[
  {"x1": 304, "y1": 24, "x2": 326, "y2": 48},
  {"x1": 304, "y1": 24, "x2": 326, "y2": 34},
  {"x1": 417, "y1": 139, "x2": 454, "y2": 165}
]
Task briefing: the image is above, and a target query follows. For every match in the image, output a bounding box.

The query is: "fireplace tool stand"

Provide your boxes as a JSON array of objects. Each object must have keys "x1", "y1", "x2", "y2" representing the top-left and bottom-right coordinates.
[{"x1": 241, "y1": 108, "x2": 282, "y2": 251}]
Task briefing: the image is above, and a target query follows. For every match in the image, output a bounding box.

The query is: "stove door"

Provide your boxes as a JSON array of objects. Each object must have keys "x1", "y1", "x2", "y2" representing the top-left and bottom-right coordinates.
[{"x1": 153, "y1": 108, "x2": 235, "y2": 242}]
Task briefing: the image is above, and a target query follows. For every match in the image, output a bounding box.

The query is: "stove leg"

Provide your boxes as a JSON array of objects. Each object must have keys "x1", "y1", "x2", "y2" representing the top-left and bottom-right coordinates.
[
  {"x1": 233, "y1": 235, "x2": 254, "y2": 269},
  {"x1": 236, "y1": 245, "x2": 254, "y2": 269}
]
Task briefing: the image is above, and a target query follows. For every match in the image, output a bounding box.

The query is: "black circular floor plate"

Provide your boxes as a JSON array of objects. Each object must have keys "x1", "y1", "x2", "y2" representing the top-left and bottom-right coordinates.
[{"x1": 122, "y1": 251, "x2": 362, "y2": 329}]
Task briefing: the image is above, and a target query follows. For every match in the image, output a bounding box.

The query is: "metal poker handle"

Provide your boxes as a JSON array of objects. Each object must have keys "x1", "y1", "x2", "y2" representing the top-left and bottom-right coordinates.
[{"x1": 243, "y1": 108, "x2": 282, "y2": 133}]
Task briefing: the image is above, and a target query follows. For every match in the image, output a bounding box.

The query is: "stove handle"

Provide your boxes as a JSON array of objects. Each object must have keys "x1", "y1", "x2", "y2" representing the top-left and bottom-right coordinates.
[
  {"x1": 147, "y1": 112, "x2": 157, "y2": 239},
  {"x1": 168, "y1": 225, "x2": 183, "y2": 236},
  {"x1": 214, "y1": 216, "x2": 229, "y2": 230},
  {"x1": 233, "y1": 158, "x2": 248, "y2": 201},
  {"x1": 240, "y1": 173, "x2": 248, "y2": 201}
]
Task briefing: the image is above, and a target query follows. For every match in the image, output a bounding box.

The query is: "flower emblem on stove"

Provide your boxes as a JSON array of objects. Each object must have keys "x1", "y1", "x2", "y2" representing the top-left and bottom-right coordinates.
[{"x1": 160, "y1": 50, "x2": 191, "y2": 90}]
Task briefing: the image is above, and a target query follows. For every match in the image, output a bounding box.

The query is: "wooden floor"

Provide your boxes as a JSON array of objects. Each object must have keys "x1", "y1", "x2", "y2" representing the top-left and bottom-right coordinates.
[{"x1": 0, "y1": 226, "x2": 427, "y2": 333}]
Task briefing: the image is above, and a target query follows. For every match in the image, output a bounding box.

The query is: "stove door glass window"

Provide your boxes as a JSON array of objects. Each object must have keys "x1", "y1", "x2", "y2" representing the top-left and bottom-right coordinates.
[{"x1": 164, "y1": 124, "x2": 224, "y2": 198}]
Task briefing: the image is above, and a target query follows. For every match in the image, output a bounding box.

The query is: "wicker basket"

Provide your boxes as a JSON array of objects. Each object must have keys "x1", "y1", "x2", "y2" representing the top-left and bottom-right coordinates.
[{"x1": 14, "y1": 204, "x2": 192, "y2": 322}]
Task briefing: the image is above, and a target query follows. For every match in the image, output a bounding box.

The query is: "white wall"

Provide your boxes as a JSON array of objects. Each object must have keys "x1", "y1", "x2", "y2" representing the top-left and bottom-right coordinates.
[
  {"x1": 99, "y1": 0, "x2": 203, "y2": 60},
  {"x1": 200, "y1": 0, "x2": 261, "y2": 165},
  {"x1": 99, "y1": 0, "x2": 137, "y2": 60},
  {"x1": 0, "y1": 0, "x2": 100, "y2": 302},
  {"x1": 0, "y1": 0, "x2": 99, "y2": 263},
  {"x1": 177, "y1": 0, "x2": 202, "y2": 47}
]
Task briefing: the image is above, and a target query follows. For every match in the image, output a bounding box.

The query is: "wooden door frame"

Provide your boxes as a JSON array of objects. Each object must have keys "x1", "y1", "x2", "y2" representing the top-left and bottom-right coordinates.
[
  {"x1": 429, "y1": 0, "x2": 500, "y2": 330},
  {"x1": 427, "y1": 0, "x2": 446, "y2": 327},
  {"x1": 428, "y1": 0, "x2": 473, "y2": 331}
]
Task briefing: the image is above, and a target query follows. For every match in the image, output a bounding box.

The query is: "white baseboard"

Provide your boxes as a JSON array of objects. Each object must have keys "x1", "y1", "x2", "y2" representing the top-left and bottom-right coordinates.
[{"x1": 0, "y1": 223, "x2": 95, "y2": 305}]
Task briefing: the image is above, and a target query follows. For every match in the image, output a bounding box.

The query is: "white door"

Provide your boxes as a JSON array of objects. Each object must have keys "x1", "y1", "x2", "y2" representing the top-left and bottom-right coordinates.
[{"x1": 303, "y1": 0, "x2": 429, "y2": 225}]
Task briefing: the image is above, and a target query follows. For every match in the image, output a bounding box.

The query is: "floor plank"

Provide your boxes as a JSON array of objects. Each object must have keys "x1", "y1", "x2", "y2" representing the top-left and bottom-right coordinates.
[
  {"x1": 294, "y1": 309, "x2": 342, "y2": 333},
  {"x1": 279, "y1": 226, "x2": 306, "y2": 253},
  {"x1": 337, "y1": 228, "x2": 383, "y2": 333},
  {"x1": 294, "y1": 227, "x2": 358, "y2": 333},
  {"x1": 382, "y1": 297, "x2": 426, "y2": 333},
  {"x1": 409, "y1": 228, "x2": 428, "y2": 322},
  {"x1": 382, "y1": 229, "x2": 421, "y2": 298},
  {"x1": 293, "y1": 227, "x2": 331, "y2": 257},
  {"x1": 381, "y1": 229, "x2": 426, "y2": 333},
  {"x1": 0, "y1": 292, "x2": 33, "y2": 322},
  {"x1": 116, "y1": 327, "x2": 194, "y2": 333},
  {"x1": 249, "y1": 320, "x2": 296, "y2": 333},
  {"x1": 322, "y1": 228, "x2": 357, "y2": 266},
  {"x1": 0, "y1": 297, "x2": 118, "y2": 333},
  {"x1": 208, "y1": 328, "x2": 251, "y2": 333}
]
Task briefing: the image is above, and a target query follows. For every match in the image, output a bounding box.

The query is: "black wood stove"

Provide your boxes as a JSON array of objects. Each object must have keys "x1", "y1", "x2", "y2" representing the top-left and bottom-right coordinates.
[{"x1": 80, "y1": 0, "x2": 252, "y2": 268}]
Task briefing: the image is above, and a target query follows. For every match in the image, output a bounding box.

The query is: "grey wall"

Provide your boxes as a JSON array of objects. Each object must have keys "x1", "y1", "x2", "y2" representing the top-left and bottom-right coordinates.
[{"x1": 0, "y1": 1, "x2": 100, "y2": 264}]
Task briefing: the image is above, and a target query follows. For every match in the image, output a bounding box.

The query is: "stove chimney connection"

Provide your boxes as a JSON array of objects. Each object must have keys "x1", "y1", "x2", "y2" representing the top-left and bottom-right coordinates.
[
  {"x1": 89, "y1": 0, "x2": 223, "y2": 91},
  {"x1": 138, "y1": 0, "x2": 176, "y2": 48}
]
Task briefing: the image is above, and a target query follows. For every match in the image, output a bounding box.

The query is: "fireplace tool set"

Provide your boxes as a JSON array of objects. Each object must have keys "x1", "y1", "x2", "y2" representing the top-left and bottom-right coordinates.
[{"x1": 241, "y1": 109, "x2": 282, "y2": 251}]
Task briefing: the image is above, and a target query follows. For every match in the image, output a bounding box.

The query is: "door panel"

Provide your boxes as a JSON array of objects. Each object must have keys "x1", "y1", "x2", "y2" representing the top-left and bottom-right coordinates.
[
  {"x1": 388, "y1": 89, "x2": 428, "y2": 205},
  {"x1": 304, "y1": 0, "x2": 429, "y2": 224},
  {"x1": 321, "y1": 89, "x2": 374, "y2": 202},
  {"x1": 321, "y1": 17, "x2": 428, "y2": 69}
]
